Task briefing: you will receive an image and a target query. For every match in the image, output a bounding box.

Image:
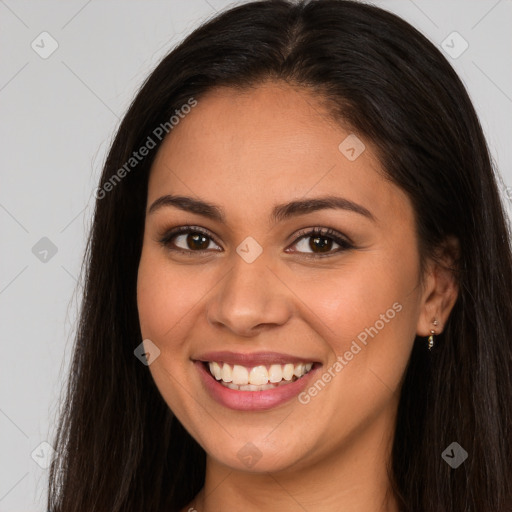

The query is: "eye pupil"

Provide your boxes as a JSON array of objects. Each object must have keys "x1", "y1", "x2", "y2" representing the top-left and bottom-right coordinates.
[
  {"x1": 310, "y1": 235, "x2": 332, "y2": 253},
  {"x1": 188, "y1": 233, "x2": 209, "y2": 250}
]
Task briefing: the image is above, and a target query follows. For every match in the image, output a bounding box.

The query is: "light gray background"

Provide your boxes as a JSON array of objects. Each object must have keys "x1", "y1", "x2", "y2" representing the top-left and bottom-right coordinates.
[{"x1": 0, "y1": 0, "x2": 511, "y2": 510}]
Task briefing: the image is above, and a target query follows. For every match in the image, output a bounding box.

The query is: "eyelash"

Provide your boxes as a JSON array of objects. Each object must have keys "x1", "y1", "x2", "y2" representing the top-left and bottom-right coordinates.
[{"x1": 158, "y1": 225, "x2": 354, "y2": 258}]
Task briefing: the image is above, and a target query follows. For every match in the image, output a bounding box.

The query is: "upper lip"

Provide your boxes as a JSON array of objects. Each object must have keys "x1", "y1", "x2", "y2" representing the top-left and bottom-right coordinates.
[{"x1": 193, "y1": 351, "x2": 320, "y2": 367}]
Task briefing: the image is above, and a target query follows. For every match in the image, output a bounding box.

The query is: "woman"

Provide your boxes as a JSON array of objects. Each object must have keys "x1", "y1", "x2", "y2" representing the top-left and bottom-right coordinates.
[{"x1": 47, "y1": 1, "x2": 512, "y2": 511}]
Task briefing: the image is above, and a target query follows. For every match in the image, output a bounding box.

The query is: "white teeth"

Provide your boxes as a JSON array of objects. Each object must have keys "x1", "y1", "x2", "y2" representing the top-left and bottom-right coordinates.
[
  {"x1": 206, "y1": 360, "x2": 315, "y2": 389},
  {"x1": 249, "y1": 365, "x2": 268, "y2": 385},
  {"x1": 293, "y1": 363, "x2": 305, "y2": 377},
  {"x1": 221, "y1": 363, "x2": 233, "y2": 382},
  {"x1": 268, "y1": 364, "x2": 283, "y2": 383},
  {"x1": 232, "y1": 365, "x2": 249, "y2": 385},
  {"x1": 282, "y1": 363, "x2": 294, "y2": 381},
  {"x1": 209, "y1": 362, "x2": 222, "y2": 380},
  {"x1": 222, "y1": 380, "x2": 296, "y2": 391}
]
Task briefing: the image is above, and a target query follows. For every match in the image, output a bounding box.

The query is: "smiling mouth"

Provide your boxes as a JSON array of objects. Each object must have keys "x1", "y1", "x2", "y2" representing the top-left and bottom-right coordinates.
[{"x1": 203, "y1": 361, "x2": 316, "y2": 391}]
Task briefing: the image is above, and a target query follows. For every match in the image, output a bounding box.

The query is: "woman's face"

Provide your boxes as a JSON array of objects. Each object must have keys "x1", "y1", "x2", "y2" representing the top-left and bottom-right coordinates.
[{"x1": 137, "y1": 81, "x2": 439, "y2": 473}]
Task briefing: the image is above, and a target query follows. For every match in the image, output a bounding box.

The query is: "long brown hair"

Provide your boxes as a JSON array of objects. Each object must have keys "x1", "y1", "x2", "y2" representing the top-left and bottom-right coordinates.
[{"x1": 47, "y1": 1, "x2": 512, "y2": 510}]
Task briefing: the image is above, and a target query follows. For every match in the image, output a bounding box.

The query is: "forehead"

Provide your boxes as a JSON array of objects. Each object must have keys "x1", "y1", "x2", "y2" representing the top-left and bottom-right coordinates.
[{"x1": 147, "y1": 82, "x2": 412, "y2": 227}]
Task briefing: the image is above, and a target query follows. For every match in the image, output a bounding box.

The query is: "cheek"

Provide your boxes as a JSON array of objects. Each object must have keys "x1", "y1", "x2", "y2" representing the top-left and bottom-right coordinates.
[
  {"x1": 136, "y1": 247, "x2": 201, "y2": 420},
  {"x1": 137, "y1": 260, "x2": 173, "y2": 341},
  {"x1": 136, "y1": 247, "x2": 201, "y2": 404},
  {"x1": 136, "y1": 245, "x2": 207, "y2": 341},
  {"x1": 288, "y1": 254, "x2": 417, "y2": 337},
  {"x1": 289, "y1": 246, "x2": 420, "y2": 391}
]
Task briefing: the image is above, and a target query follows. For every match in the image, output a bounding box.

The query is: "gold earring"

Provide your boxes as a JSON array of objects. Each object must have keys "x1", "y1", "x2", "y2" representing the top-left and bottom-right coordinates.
[
  {"x1": 428, "y1": 319, "x2": 439, "y2": 350},
  {"x1": 428, "y1": 330, "x2": 435, "y2": 350}
]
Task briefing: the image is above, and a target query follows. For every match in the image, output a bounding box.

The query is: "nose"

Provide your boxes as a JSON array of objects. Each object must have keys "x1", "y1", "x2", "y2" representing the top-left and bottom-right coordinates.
[{"x1": 206, "y1": 250, "x2": 294, "y2": 337}]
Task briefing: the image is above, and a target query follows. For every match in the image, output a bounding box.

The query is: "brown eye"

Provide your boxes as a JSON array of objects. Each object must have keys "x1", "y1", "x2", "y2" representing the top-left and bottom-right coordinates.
[
  {"x1": 159, "y1": 226, "x2": 222, "y2": 254},
  {"x1": 287, "y1": 227, "x2": 353, "y2": 257},
  {"x1": 309, "y1": 234, "x2": 334, "y2": 253},
  {"x1": 184, "y1": 232, "x2": 210, "y2": 250}
]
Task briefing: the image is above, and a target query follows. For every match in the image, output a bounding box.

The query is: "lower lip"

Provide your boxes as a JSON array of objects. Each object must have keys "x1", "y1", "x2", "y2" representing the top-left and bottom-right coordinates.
[{"x1": 195, "y1": 361, "x2": 321, "y2": 411}]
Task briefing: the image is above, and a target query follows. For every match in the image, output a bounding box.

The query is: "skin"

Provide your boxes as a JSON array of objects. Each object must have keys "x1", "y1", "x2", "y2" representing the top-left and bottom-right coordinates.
[{"x1": 136, "y1": 81, "x2": 459, "y2": 512}]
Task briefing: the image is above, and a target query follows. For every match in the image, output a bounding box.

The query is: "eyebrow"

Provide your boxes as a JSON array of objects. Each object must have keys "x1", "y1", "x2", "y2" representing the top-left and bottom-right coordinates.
[{"x1": 148, "y1": 194, "x2": 375, "y2": 223}]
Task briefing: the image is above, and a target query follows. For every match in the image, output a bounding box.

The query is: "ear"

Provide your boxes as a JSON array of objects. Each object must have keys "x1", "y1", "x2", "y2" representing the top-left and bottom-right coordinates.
[{"x1": 416, "y1": 235, "x2": 460, "y2": 336}]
